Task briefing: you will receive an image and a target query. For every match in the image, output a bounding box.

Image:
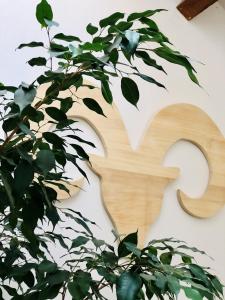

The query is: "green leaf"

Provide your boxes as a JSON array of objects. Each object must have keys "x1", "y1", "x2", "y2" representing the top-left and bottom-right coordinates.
[
  {"x1": 100, "y1": 12, "x2": 125, "y2": 28},
  {"x1": 71, "y1": 236, "x2": 89, "y2": 249},
  {"x1": 47, "y1": 270, "x2": 70, "y2": 286},
  {"x1": 23, "y1": 271, "x2": 35, "y2": 288},
  {"x1": 45, "y1": 107, "x2": 67, "y2": 122},
  {"x1": 101, "y1": 80, "x2": 113, "y2": 104},
  {"x1": 54, "y1": 33, "x2": 81, "y2": 42},
  {"x1": 68, "y1": 271, "x2": 91, "y2": 299},
  {"x1": 116, "y1": 272, "x2": 142, "y2": 300},
  {"x1": 154, "y1": 46, "x2": 199, "y2": 85},
  {"x1": 36, "y1": 0, "x2": 53, "y2": 27},
  {"x1": 38, "y1": 260, "x2": 57, "y2": 273},
  {"x1": 183, "y1": 287, "x2": 203, "y2": 300},
  {"x1": 81, "y1": 42, "x2": 107, "y2": 52},
  {"x1": 121, "y1": 77, "x2": 139, "y2": 106},
  {"x1": 0, "y1": 169, "x2": 15, "y2": 208},
  {"x1": 160, "y1": 252, "x2": 172, "y2": 265},
  {"x1": 135, "y1": 73, "x2": 166, "y2": 89},
  {"x1": 127, "y1": 9, "x2": 167, "y2": 22},
  {"x1": 14, "y1": 160, "x2": 34, "y2": 195},
  {"x1": 18, "y1": 123, "x2": 36, "y2": 139},
  {"x1": 86, "y1": 23, "x2": 98, "y2": 35},
  {"x1": 182, "y1": 255, "x2": 192, "y2": 264},
  {"x1": 71, "y1": 144, "x2": 89, "y2": 161},
  {"x1": 211, "y1": 276, "x2": 224, "y2": 295},
  {"x1": 155, "y1": 272, "x2": 167, "y2": 290},
  {"x1": 17, "y1": 41, "x2": 44, "y2": 49},
  {"x1": 39, "y1": 284, "x2": 62, "y2": 299},
  {"x1": 124, "y1": 242, "x2": 141, "y2": 258},
  {"x1": 83, "y1": 98, "x2": 106, "y2": 116},
  {"x1": 109, "y1": 48, "x2": 119, "y2": 64},
  {"x1": 108, "y1": 21, "x2": 133, "y2": 33},
  {"x1": 140, "y1": 17, "x2": 159, "y2": 31},
  {"x1": 28, "y1": 57, "x2": 46, "y2": 67},
  {"x1": 123, "y1": 30, "x2": 140, "y2": 54},
  {"x1": 43, "y1": 132, "x2": 64, "y2": 149},
  {"x1": 14, "y1": 85, "x2": 36, "y2": 112},
  {"x1": 167, "y1": 275, "x2": 180, "y2": 296},
  {"x1": 67, "y1": 135, "x2": 95, "y2": 148},
  {"x1": 36, "y1": 150, "x2": 55, "y2": 175},
  {"x1": 118, "y1": 231, "x2": 138, "y2": 258},
  {"x1": 135, "y1": 50, "x2": 166, "y2": 73}
]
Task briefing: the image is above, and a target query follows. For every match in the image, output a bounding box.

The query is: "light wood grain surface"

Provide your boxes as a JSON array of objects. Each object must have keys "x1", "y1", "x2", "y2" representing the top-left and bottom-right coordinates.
[{"x1": 36, "y1": 84, "x2": 225, "y2": 245}]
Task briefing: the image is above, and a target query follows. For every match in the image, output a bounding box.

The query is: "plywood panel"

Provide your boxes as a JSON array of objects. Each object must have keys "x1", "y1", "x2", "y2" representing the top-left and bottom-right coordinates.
[{"x1": 36, "y1": 84, "x2": 225, "y2": 245}]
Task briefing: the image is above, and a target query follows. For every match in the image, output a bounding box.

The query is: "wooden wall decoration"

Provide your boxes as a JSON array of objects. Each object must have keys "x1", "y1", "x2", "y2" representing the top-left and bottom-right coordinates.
[
  {"x1": 36, "y1": 84, "x2": 225, "y2": 245},
  {"x1": 177, "y1": 0, "x2": 218, "y2": 20}
]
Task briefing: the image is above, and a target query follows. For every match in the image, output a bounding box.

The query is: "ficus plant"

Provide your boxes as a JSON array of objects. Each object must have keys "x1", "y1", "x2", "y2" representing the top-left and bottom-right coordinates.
[{"x1": 0, "y1": 0, "x2": 223, "y2": 299}]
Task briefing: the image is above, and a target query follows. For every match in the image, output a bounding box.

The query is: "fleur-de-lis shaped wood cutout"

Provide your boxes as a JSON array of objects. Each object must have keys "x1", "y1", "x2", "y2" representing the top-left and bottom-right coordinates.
[{"x1": 36, "y1": 84, "x2": 225, "y2": 245}]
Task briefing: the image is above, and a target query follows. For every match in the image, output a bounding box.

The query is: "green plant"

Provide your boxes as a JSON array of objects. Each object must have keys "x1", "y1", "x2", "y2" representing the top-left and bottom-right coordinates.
[{"x1": 0, "y1": 1, "x2": 223, "y2": 299}]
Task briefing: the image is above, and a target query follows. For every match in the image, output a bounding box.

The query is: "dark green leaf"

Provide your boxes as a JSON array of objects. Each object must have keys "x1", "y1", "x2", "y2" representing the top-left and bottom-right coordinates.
[
  {"x1": 211, "y1": 276, "x2": 224, "y2": 295},
  {"x1": 101, "y1": 80, "x2": 113, "y2": 104},
  {"x1": 182, "y1": 255, "x2": 192, "y2": 264},
  {"x1": 71, "y1": 236, "x2": 89, "y2": 248},
  {"x1": 43, "y1": 132, "x2": 64, "y2": 148},
  {"x1": 36, "y1": 0, "x2": 53, "y2": 27},
  {"x1": 116, "y1": 271, "x2": 142, "y2": 300},
  {"x1": 14, "y1": 160, "x2": 34, "y2": 195},
  {"x1": 59, "y1": 97, "x2": 73, "y2": 113},
  {"x1": 108, "y1": 21, "x2": 133, "y2": 33},
  {"x1": 83, "y1": 98, "x2": 106, "y2": 116},
  {"x1": 154, "y1": 46, "x2": 199, "y2": 85},
  {"x1": 118, "y1": 231, "x2": 138, "y2": 258},
  {"x1": 67, "y1": 135, "x2": 95, "y2": 148},
  {"x1": 109, "y1": 48, "x2": 119, "y2": 64},
  {"x1": 54, "y1": 33, "x2": 81, "y2": 42},
  {"x1": 23, "y1": 271, "x2": 35, "y2": 288},
  {"x1": 135, "y1": 50, "x2": 166, "y2": 73},
  {"x1": 100, "y1": 12, "x2": 125, "y2": 28},
  {"x1": 17, "y1": 42, "x2": 44, "y2": 49},
  {"x1": 0, "y1": 169, "x2": 15, "y2": 208},
  {"x1": 45, "y1": 107, "x2": 67, "y2": 122},
  {"x1": 160, "y1": 252, "x2": 172, "y2": 265},
  {"x1": 38, "y1": 260, "x2": 57, "y2": 273},
  {"x1": 39, "y1": 284, "x2": 62, "y2": 299},
  {"x1": 140, "y1": 17, "x2": 159, "y2": 31},
  {"x1": 47, "y1": 270, "x2": 70, "y2": 286},
  {"x1": 28, "y1": 57, "x2": 46, "y2": 67},
  {"x1": 86, "y1": 23, "x2": 98, "y2": 35},
  {"x1": 121, "y1": 77, "x2": 139, "y2": 106},
  {"x1": 68, "y1": 271, "x2": 91, "y2": 299},
  {"x1": 127, "y1": 9, "x2": 167, "y2": 22},
  {"x1": 135, "y1": 73, "x2": 165, "y2": 89},
  {"x1": 71, "y1": 144, "x2": 89, "y2": 161},
  {"x1": 35, "y1": 150, "x2": 55, "y2": 175}
]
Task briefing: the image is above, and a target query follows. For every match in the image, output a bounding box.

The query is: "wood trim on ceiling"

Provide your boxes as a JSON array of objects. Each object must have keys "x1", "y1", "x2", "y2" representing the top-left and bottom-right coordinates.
[{"x1": 177, "y1": 0, "x2": 218, "y2": 20}]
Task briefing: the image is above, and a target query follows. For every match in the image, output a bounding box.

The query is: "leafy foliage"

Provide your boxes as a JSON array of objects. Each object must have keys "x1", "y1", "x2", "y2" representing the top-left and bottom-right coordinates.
[{"x1": 0, "y1": 1, "x2": 223, "y2": 299}]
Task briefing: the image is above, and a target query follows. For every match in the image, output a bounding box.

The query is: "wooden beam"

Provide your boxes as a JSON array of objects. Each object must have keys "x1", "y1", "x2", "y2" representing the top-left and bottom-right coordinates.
[{"x1": 177, "y1": 0, "x2": 218, "y2": 20}]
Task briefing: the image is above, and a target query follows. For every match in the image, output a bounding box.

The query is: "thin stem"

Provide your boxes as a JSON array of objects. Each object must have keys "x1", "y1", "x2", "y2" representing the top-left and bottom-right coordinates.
[{"x1": 46, "y1": 28, "x2": 53, "y2": 71}]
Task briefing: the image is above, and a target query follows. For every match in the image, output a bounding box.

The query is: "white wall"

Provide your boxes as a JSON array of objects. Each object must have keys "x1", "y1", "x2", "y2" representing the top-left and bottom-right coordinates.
[{"x1": 0, "y1": 0, "x2": 225, "y2": 296}]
